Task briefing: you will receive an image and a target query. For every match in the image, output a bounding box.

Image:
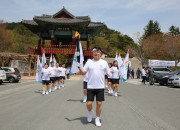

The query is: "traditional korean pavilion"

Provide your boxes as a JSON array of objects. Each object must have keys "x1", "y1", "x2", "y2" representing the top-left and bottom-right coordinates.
[{"x1": 22, "y1": 7, "x2": 105, "y2": 58}]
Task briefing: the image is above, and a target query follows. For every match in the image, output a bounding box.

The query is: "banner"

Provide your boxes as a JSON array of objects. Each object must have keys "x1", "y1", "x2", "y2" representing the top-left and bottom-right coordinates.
[
  {"x1": 79, "y1": 42, "x2": 84, "y2": 67},
  {"x1": 36, "y1": 55, "x2": 42, "y2": 82},
  {"x1": 41, "y1": 51, "x2": 46, "y2": 68},
  {"x1": 121, "y1": 50, "x2": 129, "y2": 81},
  {"x1": 149, "y1": 60, "x2": 175, "y2": 67},
  {"x1": 71, "y1": 47, "x2": 79, "y2": 74}
]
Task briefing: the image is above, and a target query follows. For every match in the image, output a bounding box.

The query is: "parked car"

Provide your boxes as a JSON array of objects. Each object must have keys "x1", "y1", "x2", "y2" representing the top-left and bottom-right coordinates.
[
  {"x1": 151, "y1": 67, "x2": 171, "y2": 74},
  {"x1": 158, "y1": 70, "x2": 180, "y2": 85},
  {"x1": 146, "y1": 67, "x2": 171, "y2": 84},
  {"x1": 0, "y1": 67, "x2": 6, "y2": 84},
  {"x1": 1, "y1": 67, "x2": 21, "y2": 83},
  {"x1": 168, "y1": 75, "x2": 180, "y2": 87}
]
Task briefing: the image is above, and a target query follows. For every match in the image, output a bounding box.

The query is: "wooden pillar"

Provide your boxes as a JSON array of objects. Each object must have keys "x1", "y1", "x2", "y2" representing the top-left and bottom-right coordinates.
[
  {"x1": 42, "y1": 39, "x2": 45, "y2": 48},
  {"x1": 37, "y1": 38, "x2": 41, "y2": 55},
  {"x1": 87, "y1": 34, "x2": 90, "y2": 50},
  {"x1": 28, "y1": 55, "x2": 32, "y2": 76},
  {"x1": 51, "y1": 30, "x2": 55, "y2": 46}
]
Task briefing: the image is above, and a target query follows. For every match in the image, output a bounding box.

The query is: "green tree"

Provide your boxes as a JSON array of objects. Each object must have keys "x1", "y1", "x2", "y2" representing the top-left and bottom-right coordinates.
[
  {"x1": 143, "y1": 20, "x2": 162, "y2": 38},
  {"x1": 169, "y1": 25, "x2": 180, "y2": 36}
]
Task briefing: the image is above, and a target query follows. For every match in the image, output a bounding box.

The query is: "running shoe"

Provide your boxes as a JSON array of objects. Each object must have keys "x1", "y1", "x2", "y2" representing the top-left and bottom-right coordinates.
[
  {"x1": 114, "y1": 92, "x2": 118, "y2": 97},
  {"x1": 95, "y1": 117, "x2": 101, "y2": 127},
  {"x1": 42, "y1": 91, "x2": 45, "y2": 95},
  {"x1": 83, "y1": 97, "x2": 87, "y2": 103}
]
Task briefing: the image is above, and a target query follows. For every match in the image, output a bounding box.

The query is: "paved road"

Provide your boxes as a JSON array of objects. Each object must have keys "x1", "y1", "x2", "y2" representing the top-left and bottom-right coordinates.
[{"x1": 0, "y1": 78, "x2": 179, "y2": 130}]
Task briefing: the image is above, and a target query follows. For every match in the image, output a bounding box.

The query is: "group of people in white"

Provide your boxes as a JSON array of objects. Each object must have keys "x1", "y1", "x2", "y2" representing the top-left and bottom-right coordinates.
[
  {"x1": 40, "y1": 47, "x2": 122, "y2": 127},
  {"x1": 41, "y1": 61, "x2": 67, "y2": 95}
]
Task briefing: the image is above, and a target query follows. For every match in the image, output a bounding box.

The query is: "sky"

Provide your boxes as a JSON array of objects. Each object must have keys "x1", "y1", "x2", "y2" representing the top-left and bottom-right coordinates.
[{"x1": 0, "y1": 0, "x2": 180, "y2": 39}]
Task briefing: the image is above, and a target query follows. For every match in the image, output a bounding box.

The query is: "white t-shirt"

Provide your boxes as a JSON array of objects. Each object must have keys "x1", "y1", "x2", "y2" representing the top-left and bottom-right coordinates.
[
  {"x1": 55, "y1": 67, "x2": 61, "y2": 77},
  {"x1": 142, "y1": 69, "x2": 146, "y2": 76},
  {"x1": 111, "y1": 66, "x2": 120, "y2": 79},
  {"x1": 108, "y1": 67, "x2": 113, "y2": 78},
  {"x1": 83, "y1": 59, "x2": 110, "y2": 89},
  {"x1": 48, "y1": 66, "x2": 56, "y2": 77},
  {"x1": 41, "y1": 68, "x2": 50, "y2": 80},
  {"x1": 59, "y1": 67, "x2": 67, "y2": 77}
]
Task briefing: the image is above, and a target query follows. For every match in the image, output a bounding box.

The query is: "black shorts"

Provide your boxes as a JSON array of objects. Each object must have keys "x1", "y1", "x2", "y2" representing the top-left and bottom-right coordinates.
[
  {"x1": 87, "y1": 89, "x2": 104, "y2": 102},
  {"x1": 83, "y1": 81, "x2": 87, "y2": 89},
  {"x1": 42, "y1": 80, "x2": 50, "y2": 85},
  {"x1": 108, "y1": 78, "x2": 113, "y2": 83},
  {"x1": 111, "y1": 79, "x2": 119, "y2": 84},
  {"x1": 55, "y1": 77, "x2": 60, "y2": 81},
  {"x1": 60, "y1": 76, "x2": 65, "y2": 80},
  {"x1": 50, "y1": 77, "x2": 56, "y2": 83},
  {"x1": 105, "y1": 75, "x2": 108, "y2": 79}
]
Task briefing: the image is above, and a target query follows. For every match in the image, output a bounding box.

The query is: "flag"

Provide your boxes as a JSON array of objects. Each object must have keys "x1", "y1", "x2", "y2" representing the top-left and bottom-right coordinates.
[
  {"x1": 115, "y1": 52, "x2": 118, "y2": 60},
  {"x1": 53, "y1": 55, "x2": 57, "y2": 64},
  {"x1": 41, "y1": 50, "x2": 46, "y2": 68},
  {"x1": 36, "y1": 55, "x2": 42, "y2": 83},
  {"x1": 117, "y1": 54, "x2": 123, "y2": 69},
  {"x1": 49, "y1": 54, "x2": 52, "y2": 66},
  {"x1": 79, "y1": 42, "x2": 84, "y2": 67},
  {"x1": 121, "y1": 50, "x2": 129, "y2": 81},
  {"x1": 71, "y1": 47, "x2": 79, "y2": 74}
]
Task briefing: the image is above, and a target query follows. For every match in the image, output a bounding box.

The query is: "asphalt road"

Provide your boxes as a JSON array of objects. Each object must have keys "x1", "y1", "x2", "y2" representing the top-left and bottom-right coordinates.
[{"x1": 0, "y1": 78, "x2": 179, "y2": 130}]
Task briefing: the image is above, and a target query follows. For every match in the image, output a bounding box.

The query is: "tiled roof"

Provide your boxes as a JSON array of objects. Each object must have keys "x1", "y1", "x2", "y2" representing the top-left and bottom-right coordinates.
[
  {"x1": 22, "y1": 20, "x2": 38, "y2": 25},
  {"x1": 33, "y1": 17, "x2": 90, "y2": 25},
  {"x1": 88, "y1": 22, "x2": 105, "y2": 28}
]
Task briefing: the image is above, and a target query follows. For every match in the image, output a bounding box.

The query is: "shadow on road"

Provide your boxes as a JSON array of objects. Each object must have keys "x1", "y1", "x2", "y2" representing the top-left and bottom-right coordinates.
[
  {"x1": 65, "y1": 117, "x2": 94, "y2": 125},
  {"x1": 67, "y1": 99, "x2": 83, "y2": 103},
  {"x1": 34, "y1": 90, "x2": 42, "y2": 94}
]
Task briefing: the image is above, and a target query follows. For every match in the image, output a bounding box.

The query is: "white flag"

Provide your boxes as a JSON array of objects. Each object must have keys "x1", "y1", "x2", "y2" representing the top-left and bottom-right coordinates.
[
  {"x1": 79, "y1": 42, "x2": 84, "y2": 67},
  {"x1": 117, "y1": 54, "x2": 123, "y2": 69},
  {"x1": 41, "y1": 51, "x2": 46, "y2": 68},
  {"x1": 121, "y1": 50, "x2": 129, "y2": 81},
  {"x1": 53, "y1": 55, "x2": 57, "y2": 64},
  {"x1": 71, "y1": 47, "x2": 79, "y2": 74},
  {"x1": 36, "y1": 55, "x2": 42, "y2": 82},
  {"x1": 115, "y1": 52, "x2": 118, "y2": 60}
]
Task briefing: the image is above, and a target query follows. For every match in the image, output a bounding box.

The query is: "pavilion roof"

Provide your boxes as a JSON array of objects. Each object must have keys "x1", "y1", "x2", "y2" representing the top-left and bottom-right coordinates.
[{"x1": 22, "y1": 7, "x2": 105, "y2": 29}]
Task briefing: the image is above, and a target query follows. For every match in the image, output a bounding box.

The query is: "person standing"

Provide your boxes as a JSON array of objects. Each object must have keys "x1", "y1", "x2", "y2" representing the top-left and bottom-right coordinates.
[
  {"x1": 107, "y1": 63, "x2": 113, "y2": 94},
  {"x1": 141, "y1": 66, "x2": 146, "y2": 84},
  {"x1": 48, "y1": 61, "x2": 56, "y2": 92},
  {"x1": 59, "y1": 64, "x2": 67, "y2": 87},
  {"x1": 111, "y1": 60, "x2": 121, "y2": 97},
  {"x1": 41, "y1": 63, "x2": 51, "y2": 95},
  {"x1": 136, "y1": 68, "x2": 141, "y2": 79},
  {"x1": 78, "y1": 47, "x2": 111, "y2": 127}
]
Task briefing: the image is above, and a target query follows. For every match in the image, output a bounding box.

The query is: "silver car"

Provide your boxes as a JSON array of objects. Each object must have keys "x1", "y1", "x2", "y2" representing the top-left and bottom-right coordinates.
[{"x1": 168, "y1": 75, "x2": 180, "y2": 87}]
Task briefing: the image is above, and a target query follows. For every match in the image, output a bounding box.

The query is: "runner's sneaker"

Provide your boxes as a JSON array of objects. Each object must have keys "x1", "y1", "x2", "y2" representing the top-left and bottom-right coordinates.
[
  {"x1": 62, "y1": 85, "x2": 64, "y2": 87},
  {"x1": 95, "y1": 117, "x2": 101, "y2": 127},
  {"x1": 45, "y1": 91, "x2": 49, "y2": 95},
  {"x1": 83, "y1": 96, "x2": 87, "y2": 103},
  {"x1": 58, "y1": 86, "x2": 61, "y2": 89},
  {"x1": 42, "y1": 91, "x2": 45, "y2": 95},
  {"x1": 87, "y1": 110, "x2": 93, "y2": 122},
  {"x1": 55, "y1": 86, "x2": 57, "y2": 90},
  {"x1": 48, "y1": 89, "x2": 52, "y2": 93},
  {"x1": 52, "y1": 88, "x2": 55, "y2": 92},
  {"x1": 114, "y1": 92, "x2": 118, "y2": 97}
]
